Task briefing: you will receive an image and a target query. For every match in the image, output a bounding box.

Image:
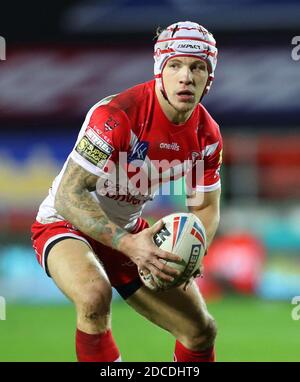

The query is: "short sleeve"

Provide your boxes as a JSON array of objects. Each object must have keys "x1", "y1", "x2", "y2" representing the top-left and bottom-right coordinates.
[
  {"x1": 186, "y1": 120, "x2": 223, "y2": 194},
  {"x1": 70, "y1": 104, "x2": 131, "y2": 177},
  {"x1": 200, "y1": 136, "x2": 223, "y2": 192}
]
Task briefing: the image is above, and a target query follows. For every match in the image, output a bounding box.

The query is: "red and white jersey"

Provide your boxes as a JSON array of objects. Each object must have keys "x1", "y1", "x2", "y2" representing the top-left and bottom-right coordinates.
[{"x1": 37, "y1": 80, "x2": 222, "y2": 231}]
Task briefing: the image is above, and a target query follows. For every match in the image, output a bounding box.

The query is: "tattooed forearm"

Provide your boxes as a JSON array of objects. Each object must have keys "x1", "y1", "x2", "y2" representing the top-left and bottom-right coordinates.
[
  {"x1": 112, "y1": 227, "x2": 129, "y2": 249},
  {"x1": 55, "y1": 158, "x2": 129, "y2": 251}
]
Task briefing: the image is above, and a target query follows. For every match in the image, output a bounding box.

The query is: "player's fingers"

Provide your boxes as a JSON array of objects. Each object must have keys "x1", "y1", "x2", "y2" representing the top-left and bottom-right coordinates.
[
  {"x1": 154, "y1": 248, "x2": 181, "y2": 263},
  {"x1": 138, "y1": 267, "x2": 151, "y2": 279},
  {"x1": 149, "y1": 219, "x2": 164, "y2": 234},
  {"x1": 183, "y1": 278, "x2": 193, "y2": 291},
  {"x1": 153, "y1": 259, "x2": 180, "y2": 277},
  {"x1": 138, "y1": 267, "x2": 160, "y2": 291},
  {"x1": 148, "y1": 263, "x2": 175, "y2": 283},
  {"x1": 200, "y1": 264, "x2": 204, "y2": 277}
]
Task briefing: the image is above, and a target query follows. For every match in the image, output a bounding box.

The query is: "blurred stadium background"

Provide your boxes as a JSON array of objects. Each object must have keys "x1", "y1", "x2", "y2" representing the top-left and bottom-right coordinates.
[{"x1": 0, "y1": 0, "x2": 300, "y2": 361}]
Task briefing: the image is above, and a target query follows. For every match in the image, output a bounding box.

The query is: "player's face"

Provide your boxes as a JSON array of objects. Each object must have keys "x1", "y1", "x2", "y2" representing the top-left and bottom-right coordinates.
[{"x1": 162, "y1": 57, "x2": 208, "y2": 113}]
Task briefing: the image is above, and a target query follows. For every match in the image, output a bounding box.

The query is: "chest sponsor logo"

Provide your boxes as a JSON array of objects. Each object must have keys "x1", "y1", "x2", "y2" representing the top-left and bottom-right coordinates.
[
  {"x1": 159, "y1": 142, "x2": 180, "y2": 151},
  {"x1": 128, "y1": 141, "x2": 149, "y2": 162}
]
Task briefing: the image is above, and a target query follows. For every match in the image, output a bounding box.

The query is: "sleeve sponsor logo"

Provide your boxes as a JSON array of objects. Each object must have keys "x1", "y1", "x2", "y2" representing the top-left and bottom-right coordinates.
[
  {"x1": 89, "y1": 125, "x2": 112, "y2": 144},
  {"x1": 75, "y1": 135, "x2": 112, "y2": 168},
  {"x1": 86, "y1": 127, "x2": 114, "y2": 155}
]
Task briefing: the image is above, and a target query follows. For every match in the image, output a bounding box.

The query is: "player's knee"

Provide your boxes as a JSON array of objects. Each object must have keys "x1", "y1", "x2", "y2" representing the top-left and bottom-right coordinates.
[
  {"x1": 183, "y1": 316, "x2": 217, "y2": 350},
  {"x1": 201, "y1": 317, "x2": 217, "y2": 347},
  {"x1": 75, "y1": 280, "x2": 112, "y2": 321}
]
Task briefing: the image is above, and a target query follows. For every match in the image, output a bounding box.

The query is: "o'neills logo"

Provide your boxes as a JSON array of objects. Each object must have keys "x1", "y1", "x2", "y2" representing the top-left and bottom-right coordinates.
[{"x1": 160, "y1": 142, "x2": 180, "y2": 151}]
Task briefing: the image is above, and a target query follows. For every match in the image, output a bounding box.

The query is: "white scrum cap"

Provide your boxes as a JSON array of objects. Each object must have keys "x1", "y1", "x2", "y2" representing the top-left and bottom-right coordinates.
[{"x1": 154, "y1": 21, "x2": 218, "y2": 96}]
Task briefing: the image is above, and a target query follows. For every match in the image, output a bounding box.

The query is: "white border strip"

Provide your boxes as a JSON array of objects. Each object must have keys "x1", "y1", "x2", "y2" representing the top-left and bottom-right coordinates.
[
  {"x1": 70, "y1": 150, "x2": 106, "y2": 177},
  {"x1": 196, "y1": 180, "x2": 221, "y2": 192},
  {"x1": 42, "y1": 233, "x2": 94, "y2": 272}
]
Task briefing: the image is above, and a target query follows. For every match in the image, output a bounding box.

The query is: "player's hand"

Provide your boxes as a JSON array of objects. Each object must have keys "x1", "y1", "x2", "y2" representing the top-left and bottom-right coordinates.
[
  {"x1": 182, "y1": 264, "x2": 204, "y2": 291},
  {"x1": 120, "y1": 220, "x2": 181, "y2": 284}
]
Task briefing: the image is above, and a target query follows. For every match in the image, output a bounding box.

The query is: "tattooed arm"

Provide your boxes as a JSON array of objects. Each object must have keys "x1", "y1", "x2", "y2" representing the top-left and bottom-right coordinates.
[
  {"x1": 54, "y1": 158, "x2": 128, "y2": 250},
  {"x1": 54, "y1": 158, "x2": 181, "y2": 282}
]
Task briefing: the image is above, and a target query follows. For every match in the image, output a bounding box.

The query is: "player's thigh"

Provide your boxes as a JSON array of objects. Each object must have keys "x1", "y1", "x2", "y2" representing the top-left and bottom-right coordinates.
[
  {"x1": 126, "y1": 281, "x2": 212, "y2": 339},
  {"x1": 47, "y1": 238, "x2": 111, "y2": 305}
]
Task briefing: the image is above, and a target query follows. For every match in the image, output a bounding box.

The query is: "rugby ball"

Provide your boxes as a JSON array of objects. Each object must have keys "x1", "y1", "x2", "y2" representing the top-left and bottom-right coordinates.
[{"x1": 139, "y1": 213, "x2": 207, "y2": 290}]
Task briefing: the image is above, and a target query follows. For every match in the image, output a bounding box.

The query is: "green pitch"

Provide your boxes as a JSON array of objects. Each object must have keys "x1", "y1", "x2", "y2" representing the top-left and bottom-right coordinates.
[{"x1": 0, "y1": 297, "x2": 298, "y2": 362}]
